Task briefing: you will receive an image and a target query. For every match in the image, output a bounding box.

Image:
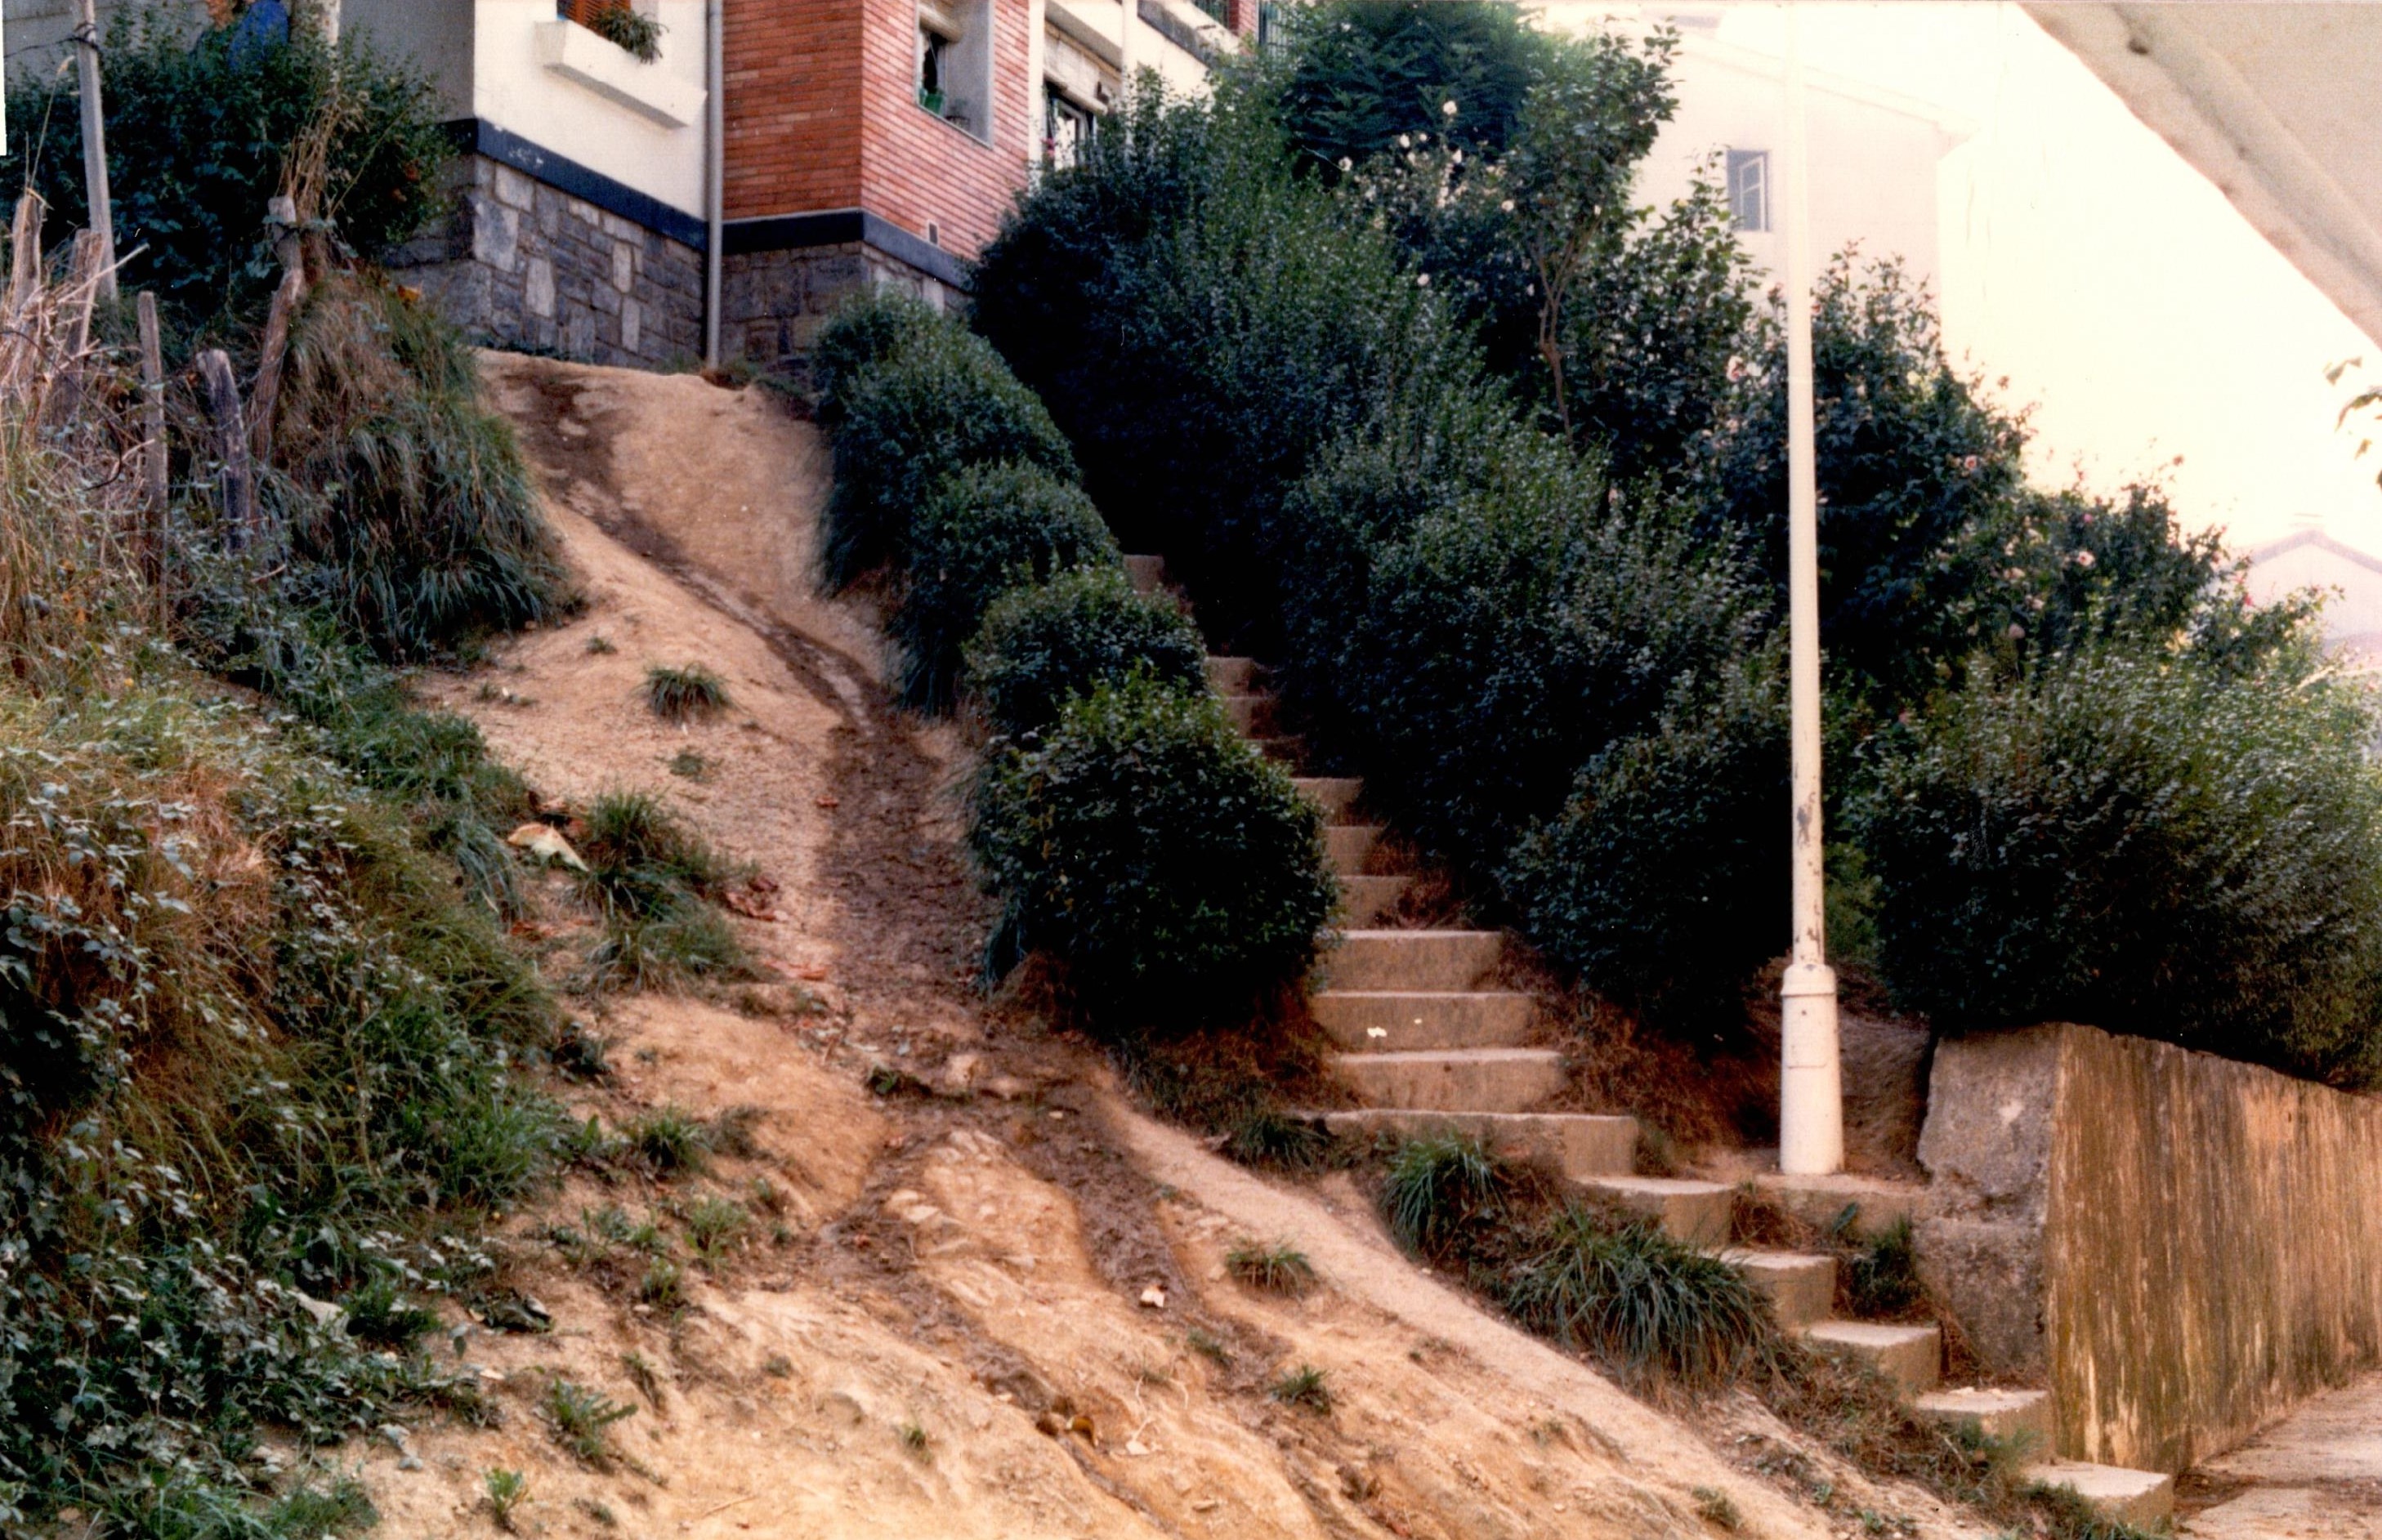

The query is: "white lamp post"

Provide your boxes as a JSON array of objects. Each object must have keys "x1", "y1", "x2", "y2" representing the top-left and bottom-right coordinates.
[{"x1": 1776, "y1": 4, "x2": 1843, "y2": 1177}]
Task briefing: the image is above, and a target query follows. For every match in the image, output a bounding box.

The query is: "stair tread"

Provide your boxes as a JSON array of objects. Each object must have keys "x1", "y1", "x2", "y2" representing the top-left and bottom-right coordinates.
[
  {"x1": 1581, "y1": 1175, "x2": 1733, "y2": 1196},
  {"x1": 1719, "y1": 1248, "x2": 1834, "y2": 1268},
  {"x1": 1915, "y1": 1387, "x2": 2048, "y2": 1412},
  {"x1": 1801, "y1": 1320, "x2": 1940, "y2": 1346},
  {"x1": 2023, "y1": 1460, "x2": 2173, "y2": 1498},
  {"x1": 1331, "y1": 1047, "x2": 1561, "y2": 1063},
  {"x1": 1315, "y1": 989, "x2": 1534, "y2": 1002},
  {"x1": 1338, "y1": 927, "x2": 1500, "y2": 941}
]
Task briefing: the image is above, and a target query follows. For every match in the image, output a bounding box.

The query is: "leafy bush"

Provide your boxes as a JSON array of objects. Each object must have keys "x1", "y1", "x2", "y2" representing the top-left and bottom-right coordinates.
[
  {"x1": 1274, "y1": 0, "x2": 1557, "y2": 175},
  {"x1": 271, "y1": 276, "x2": 571, "y2": 658},
  {"x1": 893, "y1": 462, "x2": 1120, "y2": 712},
  {"x1": 964, "y1": 565, "x2": 1209, "y2": 739},
  {"x1": 1503, "y1": 658, "x2": 1788, "y2": 1029},
  {"x1": 810, "y1": 288, "x2": 942, "y2": 425},
  {"x1": 821, "y1": 319, "x2": 1076, "y2": 589},
  {"x1": 968, "y1": 674, "x2": 1336, "y2": 1028},
  {"x1": 1339, "y1": 474, "x2": 1773, "y2": 886},
  {"x1": 1851, "y1": 649, "x2": 2382, "y2": 1086},
  {"x1": 3, "y1": 6, "x2": 449, "y2": 328},
  {"x1": 588, "y1": 2, "x2": 665, "y2": 62},
  {"x1": 1496, "y1": 1207, "x2": 1776, "y2": 1393}
]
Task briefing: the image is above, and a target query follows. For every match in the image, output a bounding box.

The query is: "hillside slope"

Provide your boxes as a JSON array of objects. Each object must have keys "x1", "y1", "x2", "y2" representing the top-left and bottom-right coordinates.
[{"x1": 344, "y1": 353, "x2": 1989, "y2": 1540}]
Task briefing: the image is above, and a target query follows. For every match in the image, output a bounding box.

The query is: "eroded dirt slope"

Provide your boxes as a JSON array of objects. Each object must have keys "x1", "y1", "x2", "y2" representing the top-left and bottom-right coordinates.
[{"x1": 350, "y1": 353, "x2": 1991, "y2": 1539}]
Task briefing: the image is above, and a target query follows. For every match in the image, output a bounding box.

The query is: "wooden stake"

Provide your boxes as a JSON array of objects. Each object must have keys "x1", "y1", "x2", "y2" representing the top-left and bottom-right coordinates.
[
  {"x1": 249, "y1": 266, "x2": 306, "y2": 464},
  {"x1": 7, "y1": 192, "x2": 43, "y2": 319},
  {"x1": 137, "y1": 290, "x2": 168, "y2": 515},
  {"x1": 196, "y1": 349, "x2": 254, "y2": 542},
  {"x1": 74, "y1": 0, "x2": 118, "y2": 306}
]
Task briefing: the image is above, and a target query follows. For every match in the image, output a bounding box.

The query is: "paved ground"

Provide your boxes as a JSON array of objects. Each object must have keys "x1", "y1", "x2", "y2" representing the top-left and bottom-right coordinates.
[{"x1": 2184, "y1": 1372, "x2": 2382, "y2": 1537}]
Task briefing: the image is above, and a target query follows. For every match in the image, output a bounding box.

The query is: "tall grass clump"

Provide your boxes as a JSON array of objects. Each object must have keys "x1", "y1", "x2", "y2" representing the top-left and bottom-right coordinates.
[
  {"x1": 1380, "y1": 1132, "x2": 1509, "y2": 1256},
  {"x1": 270, "y1": 275, "x2": 571, "y2": 658},
  {"x1": 1495, "y1": 1207, "x2": 1775, "y2": 1394}
]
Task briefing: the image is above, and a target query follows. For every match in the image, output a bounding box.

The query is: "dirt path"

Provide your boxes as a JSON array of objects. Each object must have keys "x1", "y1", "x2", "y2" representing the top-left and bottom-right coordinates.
[{"x1": 348, "y1": 353, "x2": 1994, "y2": 1539}]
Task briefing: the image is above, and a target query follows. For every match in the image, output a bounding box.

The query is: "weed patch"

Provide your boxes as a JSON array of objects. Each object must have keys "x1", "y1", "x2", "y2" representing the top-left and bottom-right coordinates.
[
  {"x1": 544, "y1": 1377, "x2": 637, "y2": 1469},
  {"x1": 1269, "y1": 1364, "x2": 1333, "y2": 1414},
  {"x1": 1227, "y1": 1240, "x2": 1316, "y2": 1296},
  {"x1": 646, "y1": 663, "x2": 731, "y2": 722}
]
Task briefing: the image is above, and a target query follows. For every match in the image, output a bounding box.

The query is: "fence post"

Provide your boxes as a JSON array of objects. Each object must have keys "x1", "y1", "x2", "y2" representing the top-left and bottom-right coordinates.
[{"x1": 195, "y1": 349, "x2": 253, "y2": 542}]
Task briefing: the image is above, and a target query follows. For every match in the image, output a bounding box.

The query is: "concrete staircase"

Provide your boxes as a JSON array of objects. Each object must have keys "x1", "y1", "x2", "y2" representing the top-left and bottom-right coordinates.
[{"x1": 1127, "y1": 556, "x2": 2170, "y2": 1530}]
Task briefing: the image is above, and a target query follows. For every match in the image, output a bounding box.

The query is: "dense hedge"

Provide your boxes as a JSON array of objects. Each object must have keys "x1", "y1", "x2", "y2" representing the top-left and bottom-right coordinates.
[
  {"x1": 892, "y1": 462, "x2": 1119, "y2": 712},
  {"x1": 965, "y1": 566, "x2": 1209, "y2": 739},
  {"x1": 809, "y1": 288, "x2": 942, "y2": 428},
  {"x1": 817, "y1": 319, "x2": 1076, "y2": 590},
  {"x1": 1852, "y1": 650, "x2": 2382, "y2": 1085},
  {"x1": 970, "y1": 676, "x2": 1336, "y2": 1024}
]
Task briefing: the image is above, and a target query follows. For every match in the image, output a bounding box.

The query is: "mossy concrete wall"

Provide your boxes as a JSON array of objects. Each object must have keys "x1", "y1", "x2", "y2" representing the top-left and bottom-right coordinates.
[{"x1": 1919, "y1": 1022, "x2": 2382, "y2": 1474}]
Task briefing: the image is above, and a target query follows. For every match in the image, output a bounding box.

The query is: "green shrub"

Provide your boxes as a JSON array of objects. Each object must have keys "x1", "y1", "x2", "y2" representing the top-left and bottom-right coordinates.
[
  {"x1": 811, "y1": 288, "x2": 943, "y2": 425},
  {"x1": 3, "y1": 6, "x2": 449, "y2": 329},
  {"x1": 1380, "y1": 1131, "x2": 1509, "y2": 1255},
  {"x1": 1851, "y1": 650, "x2": 2382, "y2": 1085},
  {"x1": 1340, "y1": 474, "x2": 1773, "y2": 887},
  {"x1": 272, "y1": 277, "x2": 570, "y2": 658},
  {"x1": 965, "y1": 566, "x2": 1209, "y2": 738},
  {"x1": 1275, "y1": 0, "x2": 1557, "y2": 175},
  {"x1": 587, "y1": 2, "x2": 665, "y2": 62},
  {"x1": 968, "y1": 674, "x2": 1336, "y2": 1027},
  {"x1": 893, "y1": 462, "x2": 1120, "y2": 712},
  {"x1": 821, "y1": 319, "x2": 1076, "y2": 589},
  {"x1": 1496, "y1": 1207, "x2": 1775, "y2": 1392},
  {"x1": 1502, "y1": 658, "x2": 1788, "y2": 1029}
]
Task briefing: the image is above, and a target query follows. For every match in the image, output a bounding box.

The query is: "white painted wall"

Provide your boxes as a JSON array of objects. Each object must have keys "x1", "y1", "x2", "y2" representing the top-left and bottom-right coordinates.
[
  {"x1": 1613, "y1": 28, "x2": 1965, "y2": 293},
  {"x1": 345, "y1": 0, "x2": 706, "y2": 219},
  {"x1": 2246, "y1": 529, "x2": 2382, "y2": 662}
]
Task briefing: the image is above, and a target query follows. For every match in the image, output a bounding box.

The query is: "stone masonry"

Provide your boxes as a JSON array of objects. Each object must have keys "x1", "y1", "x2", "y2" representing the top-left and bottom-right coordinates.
[
  {"x1": 389, "y1": 156, "x2": 704, "y2": 370},
  {"x1": 718, "y1": 242, "x2": 959, "y2": 377}
]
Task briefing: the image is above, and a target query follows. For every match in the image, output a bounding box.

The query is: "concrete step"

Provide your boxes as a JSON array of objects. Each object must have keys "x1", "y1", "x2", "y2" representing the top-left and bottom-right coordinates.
[
  {"x1": 1914, "y1": 1387, "x2": 2053, "y2": 1448},
  {"x1": 1312, "y1": 990, "x2": 1535, "y2": 1052},
  {"x1": 1221, "y1": 694, "x2": 1280, "y2": 738},
  {"x1": 1325, "y1": 930, "x2": 1502, "y2": 992},
  {"x1": 1721, "y1": 1248, "x2": 1835, "y2": 1329},
  {"x1": 1338, "y1": 874, "x2": 1412, "y2": 926},
  {"x1": 1124, "y1": 554, "x2": 1168, "y2": 595},
  {"x1": 1754, "y1": 1171, "x2": 1929, "y2": 1237},
  {"x1": 2024, "y1": 1461, "x2": 2174, "y2": 1529},
  {"x1": 1253, "y1": 734, "x2": 1307, "y2": 765},
  {"x1": 1575, "y1": 1176, "x2": 1732, "y2": 1247},
  {"x1": 1325, "y1": 824, "x2": 1384, "y2": 876},
  {"x1": 1800, "y1": 1320, "x2": 1942, "y2": 1395},
  {"x1": 1294, "y1": 777, "x2": 1365, "y2": 824},
  {"x1": 1329, "y1": 1047, "x2": 1565, "y2": 1113},
  {"x1": 1205, "y1": 655, "x2": 1259, "y2": 694},
  {"x1": 1315, "y1": 1110, "x2": 1636, "y2": 1179}
]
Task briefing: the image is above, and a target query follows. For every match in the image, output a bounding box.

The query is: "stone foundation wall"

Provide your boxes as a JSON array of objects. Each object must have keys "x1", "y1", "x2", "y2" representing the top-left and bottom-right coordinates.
[
  {"x1": 389, "y1": 155, "x2": 704, "y2": 370},
  {"x1": 1919, "y1": 1022, "x2": 2382, "y2": 1473},
  {"x1": 718, "y1": 243, "x2": 961, "y2": 379}
]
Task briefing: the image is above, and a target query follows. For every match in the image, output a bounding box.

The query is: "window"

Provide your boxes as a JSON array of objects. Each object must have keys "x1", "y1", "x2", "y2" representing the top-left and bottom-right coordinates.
[
  {"x1": 918, "y1": 23, "x2": 952, "y2": 114},
  {"x1": 1727, "y1": 148, "x2": 1770, "y2": 233},
  {"x1": 1045, "y1": 87, "x2": 1097, "y2": 170},
  {"x1": 916, "y1": 0, "x2": 991, "y2": 140}
]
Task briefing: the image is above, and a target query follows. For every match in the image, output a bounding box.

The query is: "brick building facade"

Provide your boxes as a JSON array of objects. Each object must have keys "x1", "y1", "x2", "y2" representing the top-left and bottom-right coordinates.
[{"x1": 337, "y1": 0, "x2": 1260, "y2": 375}]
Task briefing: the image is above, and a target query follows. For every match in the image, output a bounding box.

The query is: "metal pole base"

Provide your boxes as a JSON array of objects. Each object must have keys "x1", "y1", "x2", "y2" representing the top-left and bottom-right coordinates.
[{"x1": 1780, "y1": 960, "x2": 1843, "y2": 1176}]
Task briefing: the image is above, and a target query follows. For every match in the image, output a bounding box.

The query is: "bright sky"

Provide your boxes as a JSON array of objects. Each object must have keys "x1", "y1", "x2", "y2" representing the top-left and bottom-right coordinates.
[{"x1": 1592, "y1": 3, "x2": 2382, "y2": 554}]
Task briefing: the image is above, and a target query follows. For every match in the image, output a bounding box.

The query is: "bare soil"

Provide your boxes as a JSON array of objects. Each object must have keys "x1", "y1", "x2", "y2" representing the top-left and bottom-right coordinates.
[{"x1": 341, "y1": 353, "x2": 1992, "y2": 1539}]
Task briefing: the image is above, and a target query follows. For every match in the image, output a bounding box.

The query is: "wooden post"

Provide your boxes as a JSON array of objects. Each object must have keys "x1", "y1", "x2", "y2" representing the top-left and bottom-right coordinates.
[
  {"x1": 74, "y1": 0, "x2": 118, "y2": 305},
  {"x1": 137, "y1": 291, "x2": 168, "y2": 517},
  {"x1": 5, "y1": 193, "x2": 40, "y2": 317},
  {"x1": 249, "y1": 266, "x2": 306, "y2": 465},
  {"x1": 195, "y1": 349, "x2": 254, "y2": 542}
]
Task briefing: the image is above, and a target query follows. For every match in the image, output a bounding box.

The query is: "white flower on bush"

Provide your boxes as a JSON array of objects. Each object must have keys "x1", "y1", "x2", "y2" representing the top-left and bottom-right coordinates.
[
  {"x1": 1399, "y1": 134, "x2": 1412, "y2": 149},
  {"x1": 1417, "y1": 273, "x2": 1432, "y2": 287},
  {"x1": 2074, "y1": 549, "x2": 2097, "y2": 569},
  {"x1": 1442, "y1": 99, "x2": 1459, "y2": 117}
]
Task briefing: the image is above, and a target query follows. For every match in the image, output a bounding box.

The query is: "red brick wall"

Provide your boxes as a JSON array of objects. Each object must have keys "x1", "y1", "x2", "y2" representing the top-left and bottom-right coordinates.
[
  {"x1": 726, "y1": 0, "x2": 1032, "y2": 262},
  {"x1": 725, "y1": 0, "x2": 866, "y2": 221}
]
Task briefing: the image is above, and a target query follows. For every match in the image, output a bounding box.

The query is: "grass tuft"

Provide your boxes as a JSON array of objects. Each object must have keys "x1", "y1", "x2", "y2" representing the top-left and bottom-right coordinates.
[
  {"x1": 543, "y1": 1377, "x2": 636, "y2": 1469},
  {"x1": 1692, "y1": 1485, "x2": 1741, "y2": 1531},
  {"x1": 485, "y1": 1468, "x2": 530, "y2": 1532},
  {"x1": 1380, "y1": 1132, "x2": 1509, "y2": 1256},
  {"x1": 646, "y1": 663, "x2": 730, "y2": 722},
  {"x1": 622, "y1": 1105, "x2": 712, "y2": 1176},
  {"x1": 1226, "y1": 1239, "x2": 1316, "y2": 1297},
  {"x1": 1268, "y1": 1364, "x2": 1333, "y2": 1415},
  {"x1": 1839, "y1": 1214, "x2": 1925, "y2": 1319},
  {"x1": 897, "y1": 1421, "x2": 932, "y2": 1460},
  {"x1": 1496, "y1": 1207, "x2": 1775, "y2": 1395},
  {"x1": 1224, "y1": 1109, "x2": 1337, "y2": 1172}
]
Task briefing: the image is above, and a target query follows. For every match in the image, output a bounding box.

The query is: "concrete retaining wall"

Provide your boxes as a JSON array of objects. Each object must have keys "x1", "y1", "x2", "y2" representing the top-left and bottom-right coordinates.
[{"x1": 1919, "y1": 1022, "x2": 2382, "y2": 1473}]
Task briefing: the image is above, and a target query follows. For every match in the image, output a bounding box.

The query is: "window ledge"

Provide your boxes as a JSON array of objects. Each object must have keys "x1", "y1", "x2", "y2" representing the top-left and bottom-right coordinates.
[{"x1": 532, "y1": 20, "x2": 704, "y2": 128}]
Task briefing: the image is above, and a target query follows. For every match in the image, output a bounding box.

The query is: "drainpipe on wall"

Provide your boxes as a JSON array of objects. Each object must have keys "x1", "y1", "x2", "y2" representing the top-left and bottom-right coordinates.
[
  {"x1": 1026, "y1": 0, "x2": 1048, "y2": 181},
  {"x1": 703, "y1": 0, "x2": 724, "y2": 372}
]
